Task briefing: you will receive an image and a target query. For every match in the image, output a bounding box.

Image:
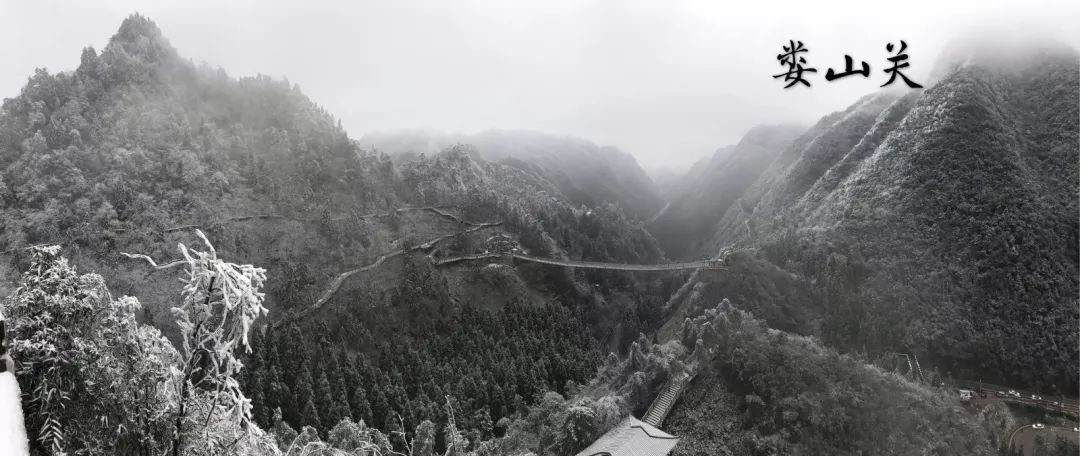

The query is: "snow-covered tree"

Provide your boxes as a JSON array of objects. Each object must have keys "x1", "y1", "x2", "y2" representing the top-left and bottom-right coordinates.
[
  {"x1": 5, "y1": 246, "x2": 84, "y2": 454},
  {"x1": 123, "y1": 229, "x2": 270, "y2": 455},
  {"x1": 551, "y1": 406, "x2": 595, "y2": 456},
  {"x1": 5, "y1": 246, "x2": 180, "y2": 455}
]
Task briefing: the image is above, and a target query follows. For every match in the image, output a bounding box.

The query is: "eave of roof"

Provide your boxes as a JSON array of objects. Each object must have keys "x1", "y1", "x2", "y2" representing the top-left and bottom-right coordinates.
[{"x1": 575, "y1": 415, "x2": 680, "y2": 456}]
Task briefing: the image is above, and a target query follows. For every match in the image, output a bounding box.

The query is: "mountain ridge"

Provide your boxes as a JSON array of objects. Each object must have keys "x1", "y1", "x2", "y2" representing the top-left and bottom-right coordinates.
[
  {"x1": 362, "y1": 128, "x2": 666, "y2": 221},
  {"x1": 665, "y1": 43, "x2": 1078, "y2": 391}
]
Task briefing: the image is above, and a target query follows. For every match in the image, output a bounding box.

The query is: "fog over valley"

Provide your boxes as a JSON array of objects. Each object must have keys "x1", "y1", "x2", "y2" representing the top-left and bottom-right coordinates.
[{"x1": 0, "y1": 2, "x2": 1077, "y2": 456}]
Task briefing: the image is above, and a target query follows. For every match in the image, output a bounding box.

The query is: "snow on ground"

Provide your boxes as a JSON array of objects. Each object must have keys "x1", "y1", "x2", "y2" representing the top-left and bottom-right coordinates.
[{"x1": 0, "y1": 362, "x2": 29, "y2": 456}]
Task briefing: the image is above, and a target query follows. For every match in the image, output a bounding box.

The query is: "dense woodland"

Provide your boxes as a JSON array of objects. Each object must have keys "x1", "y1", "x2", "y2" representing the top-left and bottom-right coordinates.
[
  {"x1": 670, "y1": 45, "x2": 1080, "y2": 393},
  {"x1": 0, "y1": 14, "x2": 680, "y2": 456},
  {"x1": 363, "y1": 129, "x2": 666, "y2": 222},
  {"x1": 0, "y1": 12, "x2": 1076, "y2": 456},
  {"x1": 244, "y1": 298, "x2": 603, "y2": 450},
  {"x1": 667, "y1": 300, "x2": 993, "y2": 455}
]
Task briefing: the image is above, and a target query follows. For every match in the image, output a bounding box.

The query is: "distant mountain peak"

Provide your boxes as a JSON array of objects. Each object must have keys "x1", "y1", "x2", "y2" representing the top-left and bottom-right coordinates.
[
  {"x1": 739, "y1": 124, "x2": 807, "y2": 147},
  {"x1": 362, "y1": 128, "x2": 665, "y2": 219},
  {"x1": 104, "y1": 13, "x2": 177, "y2": 63},
  {"x1": 928, "y1": 31, "x2": 1078, "y2": 84}
]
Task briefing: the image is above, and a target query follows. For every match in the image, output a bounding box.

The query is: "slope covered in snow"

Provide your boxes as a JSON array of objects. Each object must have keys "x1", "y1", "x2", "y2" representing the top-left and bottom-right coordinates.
[
  {"x1": 0, "y1": 358, "x2": 28, "y2": 456},
  {"x1": 669, "y1": 42, "x2": 1079, "y2": 391}
]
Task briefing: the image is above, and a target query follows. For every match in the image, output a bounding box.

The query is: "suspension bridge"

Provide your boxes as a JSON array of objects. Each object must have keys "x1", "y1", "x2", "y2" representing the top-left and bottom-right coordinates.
[
  {"x1": 434, "y1": 252, "x2": 725, "y2": 271},
  {"x1": 118, "y1": 205, "x2": 725, "y2": 328},
  {"x1": 275, "y1": 249, "x2": 724, "y2": 328}
]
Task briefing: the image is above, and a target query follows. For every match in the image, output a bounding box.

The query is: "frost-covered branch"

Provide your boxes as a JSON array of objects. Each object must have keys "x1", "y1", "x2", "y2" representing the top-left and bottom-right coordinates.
[{"x1": 127, "y1": 230, "x2": 270, "y2": 456}]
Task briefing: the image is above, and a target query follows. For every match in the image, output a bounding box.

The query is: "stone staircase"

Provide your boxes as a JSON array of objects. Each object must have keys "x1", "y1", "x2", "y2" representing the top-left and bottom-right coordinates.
[{"x1": 642, "y1": 372, "x2": 693, "y2": 427}]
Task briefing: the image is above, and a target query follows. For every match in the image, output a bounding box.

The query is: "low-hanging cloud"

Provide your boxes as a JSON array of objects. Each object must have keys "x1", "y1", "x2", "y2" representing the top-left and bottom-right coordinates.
[{"x1": 1, "y1": 0, "x2": 1076, "y2": 171}]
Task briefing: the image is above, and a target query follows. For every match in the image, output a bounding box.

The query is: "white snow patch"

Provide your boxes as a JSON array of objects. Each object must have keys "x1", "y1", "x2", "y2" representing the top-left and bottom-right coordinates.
[{"x1": 0, "y1": 368, "x2": 29, "y2": 456}]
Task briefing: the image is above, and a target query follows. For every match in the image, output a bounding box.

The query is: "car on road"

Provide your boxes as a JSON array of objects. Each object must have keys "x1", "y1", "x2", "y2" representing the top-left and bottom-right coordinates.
[
  {"x1": 1008, "y1": 390, "x2": 1021, "y2": 398},
  {"x1": 1031, "y1": 394, "x2": 1043, "y2": 400},
  {"x1": 1052, "y1": 401, "x2": 1062, "y2": 407},
  {"x1": 1032, "y1": 423, "x2": 1045, "y2": 430},
  {"x1": 1074, "y1": 427, "x2": 1079, "y2": 433}
]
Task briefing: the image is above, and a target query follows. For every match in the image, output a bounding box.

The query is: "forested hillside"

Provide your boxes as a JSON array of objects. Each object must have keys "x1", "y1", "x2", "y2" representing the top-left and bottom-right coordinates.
[
  {"x1": 666, "y1": 42, "x2": 1079, "y2": 391},
  {"x1": 666, "y1": 300, "x2": 994, "y2": 455},
  {"x1": 1, "y1": 11, "x2": 1075, "y2": 456},
  {"x1": 0, "y1": 14, "x2": 681, "y2": 453},
  {"x1": 0, "y1": 14, "x2": 409, "y2": 321},
  {"x1": 363, "y1": 129, "x2": 665, "y2": 221}
]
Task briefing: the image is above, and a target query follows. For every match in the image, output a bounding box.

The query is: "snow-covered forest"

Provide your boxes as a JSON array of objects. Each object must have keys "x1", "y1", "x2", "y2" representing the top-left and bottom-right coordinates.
[{"x1": 0, "y1": 6, "x2": 1077, "y2": 456}]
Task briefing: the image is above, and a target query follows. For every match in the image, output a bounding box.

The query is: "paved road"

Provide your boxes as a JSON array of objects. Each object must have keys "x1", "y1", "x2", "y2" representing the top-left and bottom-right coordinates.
[
  {"x1": 161, "y1": 206, "x2": 484, "y2": 233},
  {"x1": 954, "y1": 380, "x2": 1079, "y2": 416},
  {"x1": 1008, "y1": 424, "x2": 1079, "y2": 456}
]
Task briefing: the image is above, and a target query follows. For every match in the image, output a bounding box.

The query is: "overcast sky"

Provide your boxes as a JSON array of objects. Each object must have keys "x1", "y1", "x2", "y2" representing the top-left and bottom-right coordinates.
[{"x1": 1, "y1": 0, "x2": 1076, "y2": 171}]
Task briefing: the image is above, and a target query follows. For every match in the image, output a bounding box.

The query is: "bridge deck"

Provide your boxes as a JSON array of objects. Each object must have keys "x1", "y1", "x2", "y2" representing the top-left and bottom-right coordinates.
[
  {"x1": 435, "y1": 253, "x2": 721, "y2": 271},
  {"x1": 511, "y1": 253, "x2": 718, "y2": 271}
]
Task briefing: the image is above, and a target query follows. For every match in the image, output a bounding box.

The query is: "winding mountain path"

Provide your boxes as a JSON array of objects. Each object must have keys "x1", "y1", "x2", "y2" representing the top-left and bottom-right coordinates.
[
  {"x1": 141, "y1": 205, "x2": 724, "y2": 328},
  {"x1": 273, "y1": 221, "x2": 503, "y2": 328},
  {"x1": 161, "y1": 206, "x2": 485, "y2": 233}
]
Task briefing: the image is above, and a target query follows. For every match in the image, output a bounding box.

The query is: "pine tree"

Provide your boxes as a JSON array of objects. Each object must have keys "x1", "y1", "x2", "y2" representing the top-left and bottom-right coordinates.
[
  {"x1": 342, "y1": 354, "x2": 362, "y2": 390},
  {"x1": 290, "y1": 360, "x2": 316, "y2": 428},
  {"x1": 331, "y1": 375, "x2": 352, "y2": 429},
  {"x1": 314, "y1": 371, "x2": 337, "y2": 431},
  {"x1": 281, "y1": 324, "x2": 306, "y2": 387},
  {"x1": 249, "y1": 371, "x2": 270, "y2": 428},
  {"x1": 266, "y1": 365, "x2": 292, "y2": 421},
  {"x1": 242, "y1": 327, "x2": 265, "y2": 393},
  {"x1": 350, "y1": 385, "x2": 373, "y2": 425},
  {"x1": 488, "y1": 384, "x2": 506, "y2": 422},
  {"x1": 369, "y1": 386, "x2": 391, "y2": 432},
  {"x1": 301, "y1": 396, "x2": 321, "y2": 431}
]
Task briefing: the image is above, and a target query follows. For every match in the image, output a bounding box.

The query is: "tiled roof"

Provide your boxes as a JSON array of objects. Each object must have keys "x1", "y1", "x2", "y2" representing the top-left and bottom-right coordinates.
[{"x1": 575, "y1": 415, "x2": 679, "y2": 456}]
